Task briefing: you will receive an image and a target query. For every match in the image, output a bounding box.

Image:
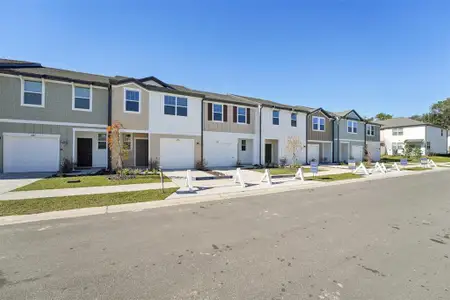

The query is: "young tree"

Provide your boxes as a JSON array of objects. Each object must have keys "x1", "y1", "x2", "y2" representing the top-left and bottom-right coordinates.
[
  {"x1": 107, "y1": 121, "x2": 129, "y2": 171},
  {"x1": 285, "y1": 136, "x2": 304, "y2": 166}
]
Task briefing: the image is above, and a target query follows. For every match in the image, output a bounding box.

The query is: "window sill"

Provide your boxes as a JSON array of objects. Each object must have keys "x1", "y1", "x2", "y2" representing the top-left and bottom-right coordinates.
[
  {"x1": 73, "y1": 108, "x2": 92, "y2": 112},
  {"x1": 124, "y1": 110, "x2": 141, "y2": 114},
  {"x1": 312, "y1": 129, "x2": 325, "y2": 132},
  {"x1": 21, "y1": 103, "x2": 45, "y2": 108}
]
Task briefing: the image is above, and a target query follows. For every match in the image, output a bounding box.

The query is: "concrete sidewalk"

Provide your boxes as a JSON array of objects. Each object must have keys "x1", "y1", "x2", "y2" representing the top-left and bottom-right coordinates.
[{"x1": 0, "y1": 182, "x2": 178, "y2": 201}]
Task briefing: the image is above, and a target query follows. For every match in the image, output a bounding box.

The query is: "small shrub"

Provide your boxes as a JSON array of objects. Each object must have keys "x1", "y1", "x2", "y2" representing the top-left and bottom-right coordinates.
[
  {"x1": 149, "y1": 158, "x2": 160, "y2": 170},
  {"x1": 60, "y1": 158, "x2": 73, "y2": 173},
  {"x1": 195, "y1": 159, "x2": 208, "y2": 170},
  {"x1": 235, "y1": 159, "x2": 242, "y2": 167},
  {"x1": 279, "y1": 157, "x2": 288, "y2": 167},
  {"x1": 412, "y1": 147, "x2": 422, "y2": 159}
]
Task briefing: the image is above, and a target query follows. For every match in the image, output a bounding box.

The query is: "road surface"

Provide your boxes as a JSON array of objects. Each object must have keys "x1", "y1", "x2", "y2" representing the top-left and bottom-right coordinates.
[{"x1": 1, "y1": 170, "x2": 450, "y2": 299}]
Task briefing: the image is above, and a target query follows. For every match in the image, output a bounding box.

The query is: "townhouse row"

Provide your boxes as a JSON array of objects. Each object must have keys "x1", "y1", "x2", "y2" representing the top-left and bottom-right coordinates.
[{"x1": 0, "y1": 59, "x2": 381, "y2": 173}]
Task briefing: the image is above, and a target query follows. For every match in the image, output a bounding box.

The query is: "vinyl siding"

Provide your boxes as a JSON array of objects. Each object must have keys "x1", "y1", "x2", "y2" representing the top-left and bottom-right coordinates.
[
  {"x1": 203, "y1": 101, "x2": 255, "y2": 134},
  {"x1": 0, "y1": 75, "x2": 108, "y2": 125},
  {"x1": 336, "y1": 119, "x2": 365, "y2": 141},
  {"x1": 111, "y1": 83, "x2": 149, "y2": 130},
  {"x1": 366, "y1": 124, "x2": 380, "y2": 142},
  {"x1": 307, "y1": 111, "x2": 333, "y2": 141}
]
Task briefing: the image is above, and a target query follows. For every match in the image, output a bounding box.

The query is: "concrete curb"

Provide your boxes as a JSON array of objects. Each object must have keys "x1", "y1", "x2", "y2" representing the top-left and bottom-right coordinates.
[{"x1": 1, "y1": 167, "x2": 449, "y2": 226}]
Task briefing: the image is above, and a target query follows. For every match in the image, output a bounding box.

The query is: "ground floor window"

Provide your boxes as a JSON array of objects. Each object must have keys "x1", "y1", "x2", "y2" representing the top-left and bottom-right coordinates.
[
  {"x1": 241, "y1": 140, "x2": 247, "y2": 151},
  {"x1": 123, "y1": 134, "x2": 132, "y2": 150},
  {"x1": 98, "y1": 133, "x2": 107, "y2": 149}
]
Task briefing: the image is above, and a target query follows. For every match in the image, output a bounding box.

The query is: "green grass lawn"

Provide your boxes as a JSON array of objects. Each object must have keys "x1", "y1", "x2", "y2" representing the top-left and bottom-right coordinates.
[
  {"x1": 381, "y1": 155, "x2": 450, "y2": 163},
  {"x1": 0, "y1": 188, "x2": 179, "y2": 217},
  {"x1": 14, "y1": 175, "x2": 171, "y2": 192},
  {"x1": 403, "y1": 167, "x2": 432, "y2": 171},
  {"x1": 306, "y1": 173, "x2": 362, "y2": 182},
  {"x1": 254, "y1": 167, "x2": 314, "y2": 175}
]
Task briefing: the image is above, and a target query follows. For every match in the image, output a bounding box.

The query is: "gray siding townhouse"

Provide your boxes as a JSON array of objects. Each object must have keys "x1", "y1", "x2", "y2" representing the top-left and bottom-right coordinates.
[
  {"x1": 332, "y1": 110, "x2": 367, "y2": 162},
  {"x1": 303, "y1": 107, "x2": 335, "y2": 163},
  {"x1": 365, "y1": 121, "x2": 382, "y2": 161},
  {"x1": 0, "y1": 59, "x2": 109, "y2": 173}
]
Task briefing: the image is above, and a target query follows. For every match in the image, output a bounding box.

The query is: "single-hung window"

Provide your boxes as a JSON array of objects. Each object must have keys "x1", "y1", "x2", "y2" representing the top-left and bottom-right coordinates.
[
  {"x1": 241, "y1": 140, "x2": 247, "y2": 151},
  {"x1": 291, "y1": 113, "x2": 297, "y2": 127},
  {"x1": 123, "y1": 134, "x2": 132, "y2": 150},
  {"x1": 392, "y1": 128, "x2": 403, "y2": 136},
  {"x1": 272, "y1": 110, "x2": 279, "y2": 125},
  {"x1": 124, "y1": 89, "x2": 140, "y2": 113},
  {"x1": 237, "y1": 107, "x2": 246, "y2": 124},
  {"x1": 73, "y1": 86, "x2": 91, "y2": 110},
  {"x1": 23, "y1": 80, "x2": 43, "y2": 106},
  {"x1": 312, "y1": 116, "x2": 325, "y2": 131},
  {"x1": 366, "y1": 124, "x2": 375, "y2": 136},
  {"x1": 164, "y1": 95, "x2": 188, "y2": 116},
  {"x1": 213, "y1": 104, "x2": 223, "y2": 121},
  {"x1": 347, "y1": 121, "x2": 357, "y2": 133},
  {"x1": 98, "y1": 133, "x2": 107, "y2": 149}
]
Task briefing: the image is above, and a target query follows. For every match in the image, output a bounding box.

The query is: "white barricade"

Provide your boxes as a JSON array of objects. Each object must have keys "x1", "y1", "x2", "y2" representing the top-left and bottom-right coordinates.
[
  {"x1": 428, "y1": 159, "x2": 437, "y2": 168},
  {"x1": 233, "y1": 168, "x2": 246, "y2": 188},
  {"x1": 372, "y1": 162, "x2": 386, "y2": 174},
  {"x1": 354, "y1": 163, "x2": 369, "y2": 175},
  {"x1": 185, "y1": 169, "x2": 194, "y2": 192},
  {"x1": 294, "y1": 167, "x2": 305, "y2": 181},
  {"x1": 260, "y1": 169, "x2": 273, "y2": 186},
  {"x1": 381, "y1": 163, "x2": 388, "y2": 173},
  {"x1": 392, "y1": 162, "x2": 401, "y2": 171}
]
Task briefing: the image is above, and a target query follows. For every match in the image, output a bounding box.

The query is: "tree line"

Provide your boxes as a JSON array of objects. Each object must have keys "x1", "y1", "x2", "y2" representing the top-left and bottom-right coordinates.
[{"x1": 367, "y1": 98, "x2": 450, "y2": 129}]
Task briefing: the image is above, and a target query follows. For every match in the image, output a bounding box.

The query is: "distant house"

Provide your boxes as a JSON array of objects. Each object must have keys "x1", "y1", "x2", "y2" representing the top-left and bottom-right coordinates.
[{"x1": 379, "y1": 118, "x2": 449, "y2": 155}]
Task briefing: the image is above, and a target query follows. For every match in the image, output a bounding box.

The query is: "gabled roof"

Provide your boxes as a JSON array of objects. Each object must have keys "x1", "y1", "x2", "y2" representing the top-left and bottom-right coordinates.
[
  {"x1": 0, "y1": 58, "x2": 42, "y2": 69},
  {"x1": 332, "y1": 109, "x2": 364, "y2": 120},
  {"x1": 139, "y1": 76, "x2": 175, "y2": 89},
  {"x1": 378, "y1": 117, "x2": 428, "y2": 129},
  {"x1": 307, "y1": 107, "x2": 335, "y2": 119},
  {"x1": 232, "y1": 94, "x2": 310, "y2": 113}
]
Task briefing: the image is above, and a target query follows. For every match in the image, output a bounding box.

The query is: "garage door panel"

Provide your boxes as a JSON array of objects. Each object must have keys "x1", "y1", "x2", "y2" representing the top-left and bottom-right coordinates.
[
  {"x1": 367, "y1": 143, "x2": 381, "y2": 162},
  {"x1": 204, "y1": 141, "x2": 236, "y2": 167},
  {"x1": 4, "y1": 134, "x2": 60, "y2": 173},
  {"x1": 351, "y1": 145, "x2": 363, "y2": 162},
  {"x1": 308, "y1": 144, "x2": 320, "y2": 163},
  {"x1": 160, "y1": 138, "x2": 194, "y2": 169}
]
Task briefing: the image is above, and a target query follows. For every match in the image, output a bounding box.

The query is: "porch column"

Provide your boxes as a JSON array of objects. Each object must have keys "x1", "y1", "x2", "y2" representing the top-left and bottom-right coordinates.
[{"x1": 72, "y1": 128, "x2": 76, "y2": 171}]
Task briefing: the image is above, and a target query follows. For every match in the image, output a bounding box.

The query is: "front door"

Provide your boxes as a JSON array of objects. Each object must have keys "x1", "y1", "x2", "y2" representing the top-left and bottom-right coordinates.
[
  {"x1": 77, "y1": 138, "x2": 92, "y2": 167},
  {"x1": 135, "y1": 139, "x2": 149, "y2": 167},
  {"x1": 265, "y1": 143, "x2": 272, "y2": 164}
]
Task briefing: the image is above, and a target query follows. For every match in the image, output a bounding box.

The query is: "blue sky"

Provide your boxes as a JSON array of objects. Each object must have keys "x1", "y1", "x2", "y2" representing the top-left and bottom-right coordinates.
[{"x1": 1, "y1": 0, "x2": 450, "y2": 117}]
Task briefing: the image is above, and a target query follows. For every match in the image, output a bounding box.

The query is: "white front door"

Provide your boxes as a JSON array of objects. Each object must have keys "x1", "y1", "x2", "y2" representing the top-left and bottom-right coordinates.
[
  {"x1": 160, "y1": 138, "x2": 195, "y2": 169},
  {"x1": 308, "y1": 144, "x2": 320, "y2": 163},
  {"x1": 3, "y1": 133, "x2": 60, "y2": 173},
  {"x1": 351, "y1": 145, "x2": 364, "y2": 162}
]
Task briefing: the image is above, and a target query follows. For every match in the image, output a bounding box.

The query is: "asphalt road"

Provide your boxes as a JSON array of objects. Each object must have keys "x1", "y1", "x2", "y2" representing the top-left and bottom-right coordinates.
[{"x1": 1, "y1": 171, "x2": 450, "y2": 300}]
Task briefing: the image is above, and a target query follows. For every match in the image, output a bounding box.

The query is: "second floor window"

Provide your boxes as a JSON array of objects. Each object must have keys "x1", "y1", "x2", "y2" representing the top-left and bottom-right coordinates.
[
  {"x1": 312, "y1": 116, "x2": 325, "y2": 131},
  {"x1": 73, "y1": 86, "x2": 91, "y2": 111},
  {"x1": 237, "y1": 107, "x2": 246, "y2": 123},
  {"x1": 125, "y1": 89, "x2": 140, "y2": 113},
  {"x1": 347, "y1": 120, "x2": 358, "y2": 134},
  {"x1": 272, "y1": 110, "x2": 279, "y2": 125},
  {"x1": 366, "y1": 124, "x2": 375, "y2": 136},
  {"x1": 23, "y1": 80, "x2": 43, "y2": 107},
  {"x1": 213, "y1": 103, "x2": 223, "y2": 121},
  {"x1": 392, "y1": 128, "x2": 403, "y2": 136},
  {"x1": 291, "y1": 113, "x2": 297, "y2": 127},
  {"x1": 164, "y1": 95, "x2": 188, "y2": 116}
]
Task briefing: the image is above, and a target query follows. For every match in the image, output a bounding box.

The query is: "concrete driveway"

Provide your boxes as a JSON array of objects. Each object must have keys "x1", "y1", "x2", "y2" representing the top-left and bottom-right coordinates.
[{"x1": 0, "y1": 173, "x2": 52, "y2": 195}]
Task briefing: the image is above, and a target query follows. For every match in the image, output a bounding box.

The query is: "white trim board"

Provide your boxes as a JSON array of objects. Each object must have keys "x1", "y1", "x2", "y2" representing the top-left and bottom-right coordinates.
[
  {"x1": 119, "y1": 129, "x2": 148, "y2": 134},
  {"x1": 0, "y1": 73, "x2": 108, "y2": 90},
  {"x1": 308, "y1": 140, "x2": 333, "y2": 143},
  {"x1": 73, "y1": 128, "x2": 107, "y2": 133},
  {"x1": 3, "y1": 132, "x2": 60, "y2": 138},
  {"x1": 0, "y1": 118, "x2": 107, "y2": 128},
  {"x1": 334, "y1": 138, "x2": 365, "y2": 142}
]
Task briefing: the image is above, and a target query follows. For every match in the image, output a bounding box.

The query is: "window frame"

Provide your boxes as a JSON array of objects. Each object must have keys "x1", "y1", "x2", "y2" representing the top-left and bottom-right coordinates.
[
  {"x1": 212, "y1": 103, "x2": 224, "y2": 122},
  {"x1": 392, "y1": 128, "x2": 403, "y2": 136},
  {"x1": 97, "y1": 133, "x2": 107, "y2": 150},
  {"x1": 272, "y1": 110, "x2": 280, "y2": 125},
  {"x1": 237, "y1": 106, "x2": 247, "y2": 124},
  {"x1": 347, "y1": 120, "x2": 358, "y2": 134},
  {"x1": 291, "y1": 113, "x2": 297, "y2": 127},
  {"x1": 312, "y1": 116, "x2": 325, "y2": 131},
  {"x1": 72, "y1": 84, "x2": 93, "y2": 112},
  {"x1": 164, "y1": 95, "x2": 188, "y2": 117},
  {"x1": 21, "y1": 77, "x2": 45, "y2": 108},
  {"x1": 123, "y1": 134, "x2": 132, "y2": 151},
  {"x1": 366, "y1": 124, "x2": 375, "y2": 136},
  {"x1": 241, "y1": 139, "x2": 247, "y2": 151},
  {"x1": 123, "y1": 88, "x2": 141, "y2": 114}
]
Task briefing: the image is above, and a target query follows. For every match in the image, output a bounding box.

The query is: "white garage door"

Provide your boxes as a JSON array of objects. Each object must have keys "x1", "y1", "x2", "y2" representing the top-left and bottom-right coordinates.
[
  {"x1": 160, "y1": 138, "x2": 195, "y2": 169},
  {"x1": 204, "y1": 140, "x2": 237, "y2": 167},
  {"x1": 351, "y1": 145, "x2": 364, "y2": 162},
  {"x1": 307, "y1": 144, "x2": 320, "y2": 163},
  {"x1": 3, "y1": 133, "x2": 60, "y2": 173},
  {"x1": 367, "y1": 142, "x2": 381, "y2": 162}
]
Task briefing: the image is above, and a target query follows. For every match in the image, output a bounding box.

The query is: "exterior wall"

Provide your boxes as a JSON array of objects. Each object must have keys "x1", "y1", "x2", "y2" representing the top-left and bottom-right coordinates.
[
  {"x1": 307, "y1": 141, "x2": 333, "y2": 163},
  {"x1": 149, "y1": 91, "x2": 202, "y2": 136},
  {"x1": 261, "y1": 107, "x2": 307, "y2": 165},
  {"x1": 426, "y1": 126, "x2": 448, "y2": 154},
  {"x1": 336, "y1": 119, "x2": 365, "y2": 141},
  {"x1": 381, "y1": 126, "x2": 426, "y2": 155},
  {"x1": 0, "y1": 123, "x2": 75, "y2": 172},
  {"x1": 111, "y1": 83, "x2": 149, "y2": 130},
  {"x1": 74, "y1": 131, "x2": 107, "y2": 167},
  {"x1": 120, "y1": 133, "x2": 148, "y2": 168},
  {"x1": 0, "y1": 75, "x2": 108, "y2": 125},
  {"x1": 203, "y1": 101, "x2": 256, "y2": 134},
  {"x1": 203, "y1": 131, "x2": 257, "y2": 167},
  {"x1": 149, "y1": 133, "x2": 201, "y2": 165},
  {"x1": 346, "y1": 111, "x2": 360, "y2": 120},
  {"x1": 366, "y1": 124, "x2": 381, "y2": 142},
  {"x1": 367, "y1": 141, "x2": 381, "y2": 162},
  {"x1": 307, "y1": 111, "x2": 333, "y2": 141}
]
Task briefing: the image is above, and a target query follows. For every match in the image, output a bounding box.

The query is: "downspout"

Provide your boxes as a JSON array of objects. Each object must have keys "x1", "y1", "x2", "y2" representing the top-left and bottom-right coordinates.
[
  {"x1": 107, "y1": 84, "x2": 112, "y2": 171},
  {"x1": 305, "y1": 113, "x2": 309, "y2": 164},
  {"x1": 424, "y1": 125, "x2": 428, "y2": 155},
  {"x1": 336, "y1": 117, "x2": 340, "y2": 162},
  {"x1": 259, "y1": 104, "x2": 263, "y2": 165},
  {"x1": 331, "y1": 118, "x2": 335, "y2": 163},
  {"x1": 364, "y1": 121, "x2": 367, "y2": 160},
  {"x1": 200, "y1": 98, "x2": 204, "y2": 165}
]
